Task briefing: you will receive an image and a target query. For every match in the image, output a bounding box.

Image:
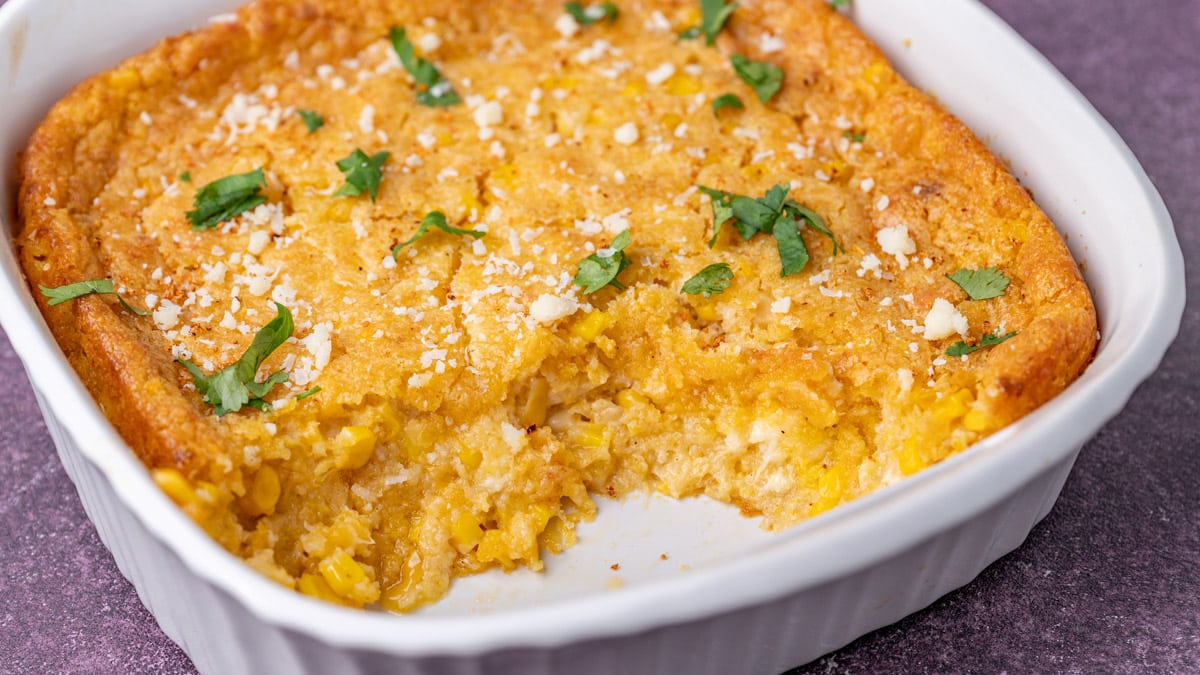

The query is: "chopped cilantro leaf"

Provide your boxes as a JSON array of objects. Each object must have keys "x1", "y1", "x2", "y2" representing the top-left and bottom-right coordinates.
[
  {"x1": 335, "y1": 148, "x2": 390, "y2": 202},
  {"x1": 179, "y1": 303, "x2": 293, "y2": 416},
  {"x1": 830, "y1": 0, "x2": 850, "y2": 8},
  {"x1": 298, "y1": 109, "x2": 325, "y2": 133},
  {"x1": 842, "y1": 130, "x2": 865, "y2": 142},
  {"x1": 38, "y1": 279, "x2": 149, "y2": 316},
  {"x1": 730, "y1": 54, "x2": 783, "y2": 103},
  {"x1": 678, "y1": 26, "x2": 702, "y2": 40},
  {"x1": 389, "y1": 26, "x2": 462, "y2": 107},
  {"x1": 574, "y1": 230, "x2": 632, "y2": 294},
  {"x1": 295, "y1": 386, "x2": 322, "y2": 401},
  {"x1": 712, "y1": 92, "x2": 744, "y2": 116},
  {"x1": 946, "y1": 330, "x2": 1018, "y2": 357},
  {"x1": 698, "y1": 183, "x2": 839, "y2": 276},
  {"x1": 393, "y1": 211, "x2": 486, "y2": 256},
  {"x1": 179, "y1": 171, "x2": 191, "y2": 183},
  {"x1": 701, "y1": 0, "x2": 738, "y2": 45},
  {"x1": 681, "y1": 263, "x2": 734, "y2": 297},
  {"x1": 564, "y1": 2, "x2": 619, "y2": 25},
  {"x1": 947, "y1": 267, "x2": 1011, "y2": 300},
  {"x1": 185, "y1": 168, "x2": 268, "y2": 231}
]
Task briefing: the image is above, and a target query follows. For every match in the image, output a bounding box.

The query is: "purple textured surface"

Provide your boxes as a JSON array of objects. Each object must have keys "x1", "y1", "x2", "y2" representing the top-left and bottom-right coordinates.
[{"x1": 1, "y1": 0, "x2": 1197, "y2": 673}]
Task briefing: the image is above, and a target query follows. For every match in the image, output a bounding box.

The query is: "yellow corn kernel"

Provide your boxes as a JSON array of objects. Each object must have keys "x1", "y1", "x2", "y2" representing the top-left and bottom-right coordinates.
[
  {"x1": 574, "y1": 422, "x2": 608, "y2": 449},
  {"x1": 898, "y1": 437, "x2": 926, "y2": 475},
  {"x1": 491, "y1": 163, "x2": 520, "y2": 189},
  {"x1": 932, "y1": 388, "x2": 973, "y2": 422},
  {"x1": 541, "y1": 75, "x2": 578, "y2": 90},
  {"x1": 519, "y1": 378, "x2": 550, "y2": 429},
  {"x1": 860, "y1": 59, "x2": 891, "y2": 95},
  {"x1": 678, "y1": 6, "x2": 702, "y2": 28},
  {"x1": 436, "y1": 132, "x2": 454, "y2": 146},
  {"x1": 152, "y1": 468, "x2": 194, "y2": 505},
  {"x1": 297, "y1": 572, "x2": 341, "y2": 603},
  {"x1": 621, "y1": 80, "x2": 646, "y2": 97},
  {"x1": 459, "y1": 189, "x2": 484, "y2": 217},
  {"x1": 695, "y1": 301, "x2": 720, "y2": 322},
  {"x1": 458, "y1": 444, "x2": 482, "y2": 472},
  {"x1": 452, "y1": 512, "x2": 484, "y2": 551},
  {"x1": 665, "y1": 73, "x2": 702, "y2": 96},
  {"x1": 741, "y1": 163, "x2": 768, "y2": 181},
  {"x1": 244, "y1": 465, "x2": 281, "y2": 516},
  {"x1": 571, "y1": 310, "x2": 608, "y2": 341},
  {"x1": 963, "y1": 408, "x2": 991, "y2": 432},
  {"x1": 661, "y1": 113, "x2": 683, "y2": 130},
  {"x1": 107, "y1": 67, "x2": 141, "y2": 91},
  {"x1": 194, "y1": 481, "x2": 220, "y2": 504},
  {"x1": 810, "y1": 467, "x2": 846, "y2": 515},
  {"x1": 318, "y1": 550, "x2": 369, "y2": 599},
  {"x1": 616, "y1": 389, "x2": 649, "y2": 409},
  {"x1": 822, "y1": 159, "x2": 848, "y2": 179},
  {"x1": 334, "y1": 425, "x2": 376, "y2": 470}
]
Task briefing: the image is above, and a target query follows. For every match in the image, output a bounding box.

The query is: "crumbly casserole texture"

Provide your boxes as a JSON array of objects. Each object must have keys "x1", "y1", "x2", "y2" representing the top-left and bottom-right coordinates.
[{"x1": 18, "y1": 0, "x2": 1096, "y2": 610}]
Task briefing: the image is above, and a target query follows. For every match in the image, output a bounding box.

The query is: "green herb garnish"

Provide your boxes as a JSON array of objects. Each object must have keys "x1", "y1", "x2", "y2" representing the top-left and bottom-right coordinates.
[
  {"x1": 946, "y1": 330, "x2": 1018, "y2": 357},
  {"x1": 185, "y1": 168, "x2": 268, "y2": 231},
  {"x1": 678, "y1": 26, "x2": 701, "y2": 40},
  {"x1": 389, "y1": 26, "x2": 461, "y2": 107},
  {"x1": 701, "y1": 0, "x2": 738, "y2": 45},
  {"x1": 731, "y1": 54, "x2": 783, "y2": 103},
  {"x1": 564, "y1": 2, "x2": 619, "y2": 25},
  {"x1": 335, "y1": 148, "x2": 390, "y2": 202},
  {"x1": 39, "y1": 279, "x2": 149, "y2": 316},
  {"x1": 178, "y1": 303, "x2": 293, "y2": 416},
  {"x1": 843, "y1": 130, "x2": 865, "y2": 143},
  {"x1": 947, "y1": 267, "x2": 1011, "y2": 301},
  {"x1": 393, "y1": 211, "x2": 486, "y2": 256},
  {"x1": 573, "y1": 230, "x2": 633, "y2": 294},
  {"x1": 295, "y1": 386, "x2": 322, "y2": 401},
  {"x1": 180, "y1": 171, "x2": 191, "y2": 183},
  {"x1": 712, "y1": 93, "x2": 744, "y2": 116},
  {"x1": 698, "y1": 183, "x2": 839, "y2": 276},
  {"x1": 298, "y1": 109, "x2": 325, "y2": 133},
  {"x1": 681, "y1": 263, "x2": 734, "y2": 297},
  {"x1": 830, "y1": 0, "x2": 850, "y2": 8}
]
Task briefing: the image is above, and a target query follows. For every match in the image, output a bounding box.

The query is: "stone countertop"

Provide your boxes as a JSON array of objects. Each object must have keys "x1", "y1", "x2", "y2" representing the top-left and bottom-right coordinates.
[{"x1": 1, "y1": 0, "x2": 1196, "y2": 672}]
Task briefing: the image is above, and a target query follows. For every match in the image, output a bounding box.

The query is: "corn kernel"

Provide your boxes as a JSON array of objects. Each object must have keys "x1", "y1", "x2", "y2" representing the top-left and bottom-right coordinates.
[
  {"x1": 665, "y1": 73, "x2": 702, "y2": 96},
  {"x1": 541, "y1": 75, "x2": 577, "y2": 90},
  {"x1": 152, "y1": 468, "x2": 194, "y2": 505},
  {"x1": 108, "y1": 67, "x2": 141, "y2": 91},
  {"x1": 616, "y1": 389, "x2": 649, "y2": 408},
  {"x1": 695, "y1": 302, "x2": 719, "y2": 322},
  {"x1": 436, "y1": 132, "x2": 454, "y2": 146},
  {"x1": 741, "y1": 164, "x2": 768, "y2": 181},
  {"x1": 334, "y1": 425, "x2": 376, "y2": 470},
  {"x1": 318, "y1": 550, "x2": 369, "y2": 599},
  {"x1": 574, "y1": 422, "x2": 608, "y2": 449},
  {"x1": 519, "y1": 378, "x2": 549, "y2": 428},
  {"x1": 621, "y1": 80, "x2": 645, "y2": 98},
  {"x1": 661, "y1": 113, "x2": 683, "y2": 130},
  {"x1": 244, "y1": 465, "x2": 281, "y2": 516},
  {"x1": 898, "y1": 437, "x2": 926, "y2": 475},
  {"x1": 452, "y1": 512, "x2": 484, "y2": 551},
  {"x1": 297, "y1": 572, "x2": 341, "y2": 603},
  {"x1": 571, "y1": 310, "x2": 608, "y2": 341},
  {"x1": 963, "y1": 408, "x2": 991, "y2": 432},
  {"x1": 932, "y1": 388, "x2": 973, "y2": 422},
  {"x1": 458, "y1": 444, "x2": 482, "y2": 471}
]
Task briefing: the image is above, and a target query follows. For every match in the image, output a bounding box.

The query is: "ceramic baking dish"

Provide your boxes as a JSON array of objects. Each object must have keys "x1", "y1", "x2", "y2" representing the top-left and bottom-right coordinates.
[{"x1": 0, "y1": 0, "x2": 1184, "y2": 672}]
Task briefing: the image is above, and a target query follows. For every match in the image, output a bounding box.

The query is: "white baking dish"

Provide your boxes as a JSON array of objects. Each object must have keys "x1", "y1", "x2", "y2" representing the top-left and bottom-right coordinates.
[{"x1": 0, "y1": 0, "x2": 1184, "y2": 672}]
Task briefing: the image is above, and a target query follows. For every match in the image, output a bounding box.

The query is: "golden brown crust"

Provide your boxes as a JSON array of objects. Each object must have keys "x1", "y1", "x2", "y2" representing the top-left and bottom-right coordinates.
[{"x1": 17, "y1": 0, "x2": 1096, "y2": 609}]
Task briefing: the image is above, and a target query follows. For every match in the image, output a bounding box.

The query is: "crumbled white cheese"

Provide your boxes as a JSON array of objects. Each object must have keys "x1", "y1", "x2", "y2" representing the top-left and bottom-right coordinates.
[
  {"x1": 357, "y1": 104, "x2": 375, "y2": 134},
  {"x1": 760, "y1": 33, "x2": 786, "y2": 53},
  {"x1": 896, "y1": 368, "x2": 914, "y2": 395},
  {"x1": 473, "y1": 101, "x2": 503, "y2": 128},
  {"x1": 417, "y1": 32, "x2": 441, "y2": 53},
  {"x1": 555, "y1": 13, "x2": 580, "y2": 38},
  {"x1": 614, "y1": 122, "x2": 639, "y2": 145},
  {"x1": 876, "y1": 195, "x2": 891, "y2": 211},
  {"x1": 770, "y1": 297, "x2": 792, "y2": 314},
  {"x1": 530, "y1": 294, "x2": 578, "y2": 324},
  {"x1": 646, "y1": 62, "x2": 676, "y2": 85},
  {"x1": 922, "y1": 298, "x2": 969, "y2": 340},
  {"x1": 247, "y1": 230, "x2": 271, "y2": 255},
  {"x1": 302, "y1": 322, "x2": 333, "y2": 370},
  {"x1": 153, "y1": 299, "x2": 182, "y2": 331},
  {"x1": 876, "y1": 224, "x2": 917, "y2": 269}
]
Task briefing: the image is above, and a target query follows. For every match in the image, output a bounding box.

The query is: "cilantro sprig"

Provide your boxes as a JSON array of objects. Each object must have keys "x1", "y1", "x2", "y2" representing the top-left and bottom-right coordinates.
[
  {"x1": 574, "y1": 230, "x2": 633, "y2": 294},
  {"x1": 700, "y1": 0, "x2": 738, "y2": 45},
  {"x1": 731, "y1": 54, "x2": 783, "y2": 103},
  {"x1": 947, "y1": 267, "x2": 1011, "y2": 301},
  {"x1": 390, "y1": 27, "x2": 461, "y2": 107},
  {"x1": 335, "y1": 148, "x2": 390, "y2": 202},
  {"x1": 681, "y1": 263, "x2": 733, "y2": 297},
  {"x1": 564, "y1": 2, "x2": 619, "y2": 25},
  {"x1": 39, "y1": 279, "x2": 149, "y2": 316},
  {"x1": 179, "y1": 303, "x2": 294, "y2": 416},
  {"x1": 298, "y1": 109, "x2": 325, "y2": 133},
  {"x1": 946, "y1": 330, "x2": 1018, "y2": 357},
  {"x1": 295, "y1": 386, "x2": 322, "y2": 401},
  {"x1": 712, "y1": 93, "x2": 744, "y2": 116},
  {"x1": 698, "y1": 183, "x2": 839, "y2": 277},
  {"x1": 186, "y1": 168, "x2": 268, "y2": 231},
  {"x1": 393, "y1": 211, "x2": 486, "y2": 256}
]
